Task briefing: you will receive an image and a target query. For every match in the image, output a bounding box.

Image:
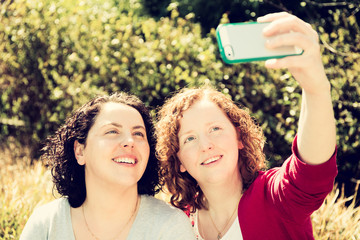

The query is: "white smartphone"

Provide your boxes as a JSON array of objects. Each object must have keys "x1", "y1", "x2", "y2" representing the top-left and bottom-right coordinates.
[{"x1": 216, "y1": 22, "x2": 303, "y2": 64}]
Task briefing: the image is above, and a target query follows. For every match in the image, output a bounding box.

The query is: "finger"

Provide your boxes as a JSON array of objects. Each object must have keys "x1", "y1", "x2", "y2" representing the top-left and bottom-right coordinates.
[
  {"x1": 257, "y1": 12, "x2": 290, "y2": 22},
  {"x1": 265, "y1": 48, "x2": 323, "y2": 70},
  {"x1": 265, "y1": 37, "x2": 325, "y2": 70},
  {"x1": 265, "y1": 32, "x2": 318, "y2": 53},
  {"x1": 263, "y1": 16, "x2": 316, "y2": 40},
  {"x1": 264, "y1": 55, "x2": 304, "y2": 69}
]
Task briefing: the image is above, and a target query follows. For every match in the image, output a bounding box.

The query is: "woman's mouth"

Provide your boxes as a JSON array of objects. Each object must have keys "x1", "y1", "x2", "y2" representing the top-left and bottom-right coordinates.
[
  {"x1": 112, "y1": 157, "x2": 137, "y2": 164},
  {"x1": 201, "y1": 155, "x2": 222, "y2": 165}
]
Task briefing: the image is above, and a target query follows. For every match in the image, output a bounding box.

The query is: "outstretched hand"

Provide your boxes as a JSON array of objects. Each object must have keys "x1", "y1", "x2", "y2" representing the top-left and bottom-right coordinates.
[
  {"x1": 258, "y1": 12, "x2": 336, "y2": 165},
  {"x1": 257, "y1": 12, "x2": 330, "y2": 96}
]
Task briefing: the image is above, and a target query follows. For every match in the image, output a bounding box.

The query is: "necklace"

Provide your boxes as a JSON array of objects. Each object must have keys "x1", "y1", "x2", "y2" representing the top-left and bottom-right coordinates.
[
  {"x1": 82, "y1": 196, "x2": 139, "y2": 240},
  {"x1": 208, "y1": 204, "x2": 238, "y2": 240}
]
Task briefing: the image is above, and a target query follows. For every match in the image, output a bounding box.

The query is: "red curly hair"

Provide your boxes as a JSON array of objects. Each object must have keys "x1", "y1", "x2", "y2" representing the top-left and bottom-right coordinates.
[{"x1": 155, "y1": 86, "x2": 267, "y2": 212}]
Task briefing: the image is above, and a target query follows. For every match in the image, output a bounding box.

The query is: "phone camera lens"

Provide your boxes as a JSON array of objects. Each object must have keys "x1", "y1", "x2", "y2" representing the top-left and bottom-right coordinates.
[{"x1": 224, "y1": 45, "x2": 234, "y2": 60}]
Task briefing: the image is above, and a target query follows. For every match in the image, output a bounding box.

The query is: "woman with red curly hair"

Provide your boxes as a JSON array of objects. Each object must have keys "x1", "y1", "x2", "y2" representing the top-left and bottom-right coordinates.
[{"x1": 155, "y1": 12, "x2": 337, "y2": 240}]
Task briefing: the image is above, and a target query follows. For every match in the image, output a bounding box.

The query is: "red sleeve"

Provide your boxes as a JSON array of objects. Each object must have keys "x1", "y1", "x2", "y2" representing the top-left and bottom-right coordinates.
[{"x1": 266, "y1": 135, "x2": 338, "y2": 222}]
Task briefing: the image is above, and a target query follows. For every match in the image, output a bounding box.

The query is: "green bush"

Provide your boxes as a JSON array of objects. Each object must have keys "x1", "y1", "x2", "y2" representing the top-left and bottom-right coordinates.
[{"x1": 0, "y1": 0, "x2": 359, "y2": 194}]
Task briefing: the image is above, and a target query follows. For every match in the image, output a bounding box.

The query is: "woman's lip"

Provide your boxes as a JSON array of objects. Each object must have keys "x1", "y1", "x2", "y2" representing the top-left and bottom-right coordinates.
[
  {"x1": 112, "y1": 157, "x2": 137, "y2": 164},
  {"x1": 201, "y1": 155, "x2": 222, "y2": 165},
  {"x1": 112, "y1": 155, "x2": 138, "y2": 164}
]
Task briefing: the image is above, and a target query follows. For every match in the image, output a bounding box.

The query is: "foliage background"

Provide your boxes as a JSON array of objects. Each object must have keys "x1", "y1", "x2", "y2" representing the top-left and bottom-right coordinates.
[{"x1": 0, "y1": 0, "x2": 359, "y2": 238}]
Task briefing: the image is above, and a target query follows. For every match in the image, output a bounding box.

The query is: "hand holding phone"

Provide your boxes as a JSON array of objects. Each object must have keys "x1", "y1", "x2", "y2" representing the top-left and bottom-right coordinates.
[{"x1": 216, "y1": 22, "x2": 303, "y2": 64}]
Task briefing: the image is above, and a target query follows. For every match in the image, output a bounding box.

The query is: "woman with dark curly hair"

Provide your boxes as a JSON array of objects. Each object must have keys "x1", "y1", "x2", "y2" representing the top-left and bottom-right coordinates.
[
  {"x1": 20, "y1": 92, "x2": 195, "y2": 240},
  {"x1": 155, "y1": 12, "x2": 337, "y2": 240}
]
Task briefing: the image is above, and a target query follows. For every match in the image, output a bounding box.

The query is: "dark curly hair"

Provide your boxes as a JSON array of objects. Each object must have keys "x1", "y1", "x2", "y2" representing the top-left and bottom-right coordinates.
[
  {"x1": 42, "y1": 92, "x2": 160, "y2": 208},
  {"x1": 155, "y1": 86, "x2": 267, "y2": 212}
]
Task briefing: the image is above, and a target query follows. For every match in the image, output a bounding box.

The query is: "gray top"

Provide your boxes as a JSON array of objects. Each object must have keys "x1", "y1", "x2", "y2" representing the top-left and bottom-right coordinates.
[{"x1": 20, "y1": 195, "x2": 195, "y2": 240}]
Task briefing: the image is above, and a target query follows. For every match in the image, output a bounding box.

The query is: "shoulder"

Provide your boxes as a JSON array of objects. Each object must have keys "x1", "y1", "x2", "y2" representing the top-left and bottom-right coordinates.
[
  {"x1": 26, "y1": 198, "x2": 69, "y2": 223},
  {"x1": 36, "y1": 198, "x2": 69, "y2": 212},
  {"x1": 128, "y1": 195, "x2": 195, "y2": 239},
  {"x1": 20, "y1": 198, "x2": 70, "y2": 240},
  {"x1": 140, "y1": 195, "x2": 188, "y2": 219}
]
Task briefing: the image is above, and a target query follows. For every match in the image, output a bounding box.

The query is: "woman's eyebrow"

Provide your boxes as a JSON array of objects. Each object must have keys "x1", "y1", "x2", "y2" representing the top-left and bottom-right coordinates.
[
  {"x1": 101, "y1": 122, "x2": 123, "y2": 129},
  {"x1": 132, "y1": 125, "x2": 146, "y2": 130},
  {"x1": 101, "y1": 123, "x2": 145, "y2": 130},
  {"x1": 178, "y1": 129, "x2": 194, "y2": 139}
]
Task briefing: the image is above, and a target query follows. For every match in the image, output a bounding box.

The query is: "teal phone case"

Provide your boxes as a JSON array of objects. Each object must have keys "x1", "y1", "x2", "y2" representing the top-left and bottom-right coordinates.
[{"x1": 216, "y1": 22, "x2": 303, "y2": 64}]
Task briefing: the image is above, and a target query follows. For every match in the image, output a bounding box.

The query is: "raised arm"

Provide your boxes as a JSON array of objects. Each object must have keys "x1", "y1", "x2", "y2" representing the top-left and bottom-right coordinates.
[{"x1": 258, "y1": 12, "x2": 336, "y2": 165}]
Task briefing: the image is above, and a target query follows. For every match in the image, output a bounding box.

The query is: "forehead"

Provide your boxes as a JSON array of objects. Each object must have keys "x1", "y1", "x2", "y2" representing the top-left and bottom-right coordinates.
[
  {"x1": 178, "y1": 99, "x2": 231, "y2": 128},
  {"x1": 94, "y1": 102, "x2": 144, "y2": 126}
]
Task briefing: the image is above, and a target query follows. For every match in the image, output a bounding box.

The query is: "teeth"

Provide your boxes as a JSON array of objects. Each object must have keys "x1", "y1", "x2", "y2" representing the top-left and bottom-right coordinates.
[
  {"x1": 113, "y1": 158, "x2": 136, "y2": 164},
  {"x1": 202, "y1": 156, "x2": 221, "y2": 165}
]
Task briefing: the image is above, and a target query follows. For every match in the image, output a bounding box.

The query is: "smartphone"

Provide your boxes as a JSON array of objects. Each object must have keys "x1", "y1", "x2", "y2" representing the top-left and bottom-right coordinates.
[{"x1": 216, "y1": 22, "x2": 303, "y2": 64}]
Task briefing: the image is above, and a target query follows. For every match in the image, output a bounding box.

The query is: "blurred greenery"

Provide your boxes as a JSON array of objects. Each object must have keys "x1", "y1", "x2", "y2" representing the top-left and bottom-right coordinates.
[
  {"x1": 140, "y1": 0, "x2": 360, "y2": 35},
  {"x1": 0, "y1": 0, "x2": 359, "y2": 200}
]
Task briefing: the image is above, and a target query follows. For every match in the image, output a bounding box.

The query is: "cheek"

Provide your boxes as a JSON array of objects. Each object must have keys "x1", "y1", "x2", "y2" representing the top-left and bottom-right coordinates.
[
  {"x1": 140, "y1": 142, "x2": 150, "y2": 158},
  {"x1": 176, "y1": 149, "x2": 185, "y2": 165},
  {"x1": 96, "y1": 138, "x2": 114, "y2": 148},
  {"x1": 177, "y1": 145, "x2": 194, "y2": 165}
]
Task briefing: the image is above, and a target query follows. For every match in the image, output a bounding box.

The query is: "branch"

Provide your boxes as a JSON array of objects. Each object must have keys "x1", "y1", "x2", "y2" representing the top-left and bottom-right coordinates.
[
  {"x1": 263, "y1": 0, "x2": 291, "y2": 13},
  {"x1": 304, "y1": 1, "x2": 349, "y2": 7},
  {"x1": 319, "y1": 34, "x2": 351, "y2": 57}
]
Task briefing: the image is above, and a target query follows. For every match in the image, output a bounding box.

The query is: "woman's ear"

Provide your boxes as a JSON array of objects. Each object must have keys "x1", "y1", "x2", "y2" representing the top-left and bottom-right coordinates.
[
  {"x1": 236, "y1": 127, "x2": 244, "y2": 150},
  {"x1": 180, "y1": 164, "x2": 187, "y2": 173},
  {"x1": 176, "y1": 153, "x2": 187, "y2": 173},
  {"x1": 74, "y1": 140, "x2": 86, "y2": 165},
  {"x1": 238, "y1": 140, "x2": 244, "y2": 150}
]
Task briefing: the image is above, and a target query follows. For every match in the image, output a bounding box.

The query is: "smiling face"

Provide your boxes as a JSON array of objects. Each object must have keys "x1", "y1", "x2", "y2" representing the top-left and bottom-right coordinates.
[
  {"x1": 176, "y1": 99, "x2": 243, "y2": 186},
  {"x1": 74, "y1": 102, "x2": 150, "y2": 190}
]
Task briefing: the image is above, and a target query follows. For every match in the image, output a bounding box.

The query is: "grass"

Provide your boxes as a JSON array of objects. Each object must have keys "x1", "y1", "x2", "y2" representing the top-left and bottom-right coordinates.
[
  {"x1": 1, "y1": 151, "x2": 359, "y2": 239},
  {"x1": 0, "y1": 151, "x2": 53, "y2": 239},
  {"x1": 312, "y1": 183, "x2": 360, "y2": 239}
]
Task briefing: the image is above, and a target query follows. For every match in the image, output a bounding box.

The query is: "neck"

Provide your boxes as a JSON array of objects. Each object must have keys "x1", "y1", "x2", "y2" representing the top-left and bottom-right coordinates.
[
  {"x1": 83, "y1": 176, "x2": 138, "y2": 222},
  {"x1": 84, "y1": 184, "x2": 138, "y2": 219},
  {"x1": 200, "y1": 171, "x2": 243, "y2": 214},
  {"x1": 80, "y1": 187, "x2": 139, "y2": 240},
  {"x1": 197, "y1": 176, "x2": 242, "y2": 240}
]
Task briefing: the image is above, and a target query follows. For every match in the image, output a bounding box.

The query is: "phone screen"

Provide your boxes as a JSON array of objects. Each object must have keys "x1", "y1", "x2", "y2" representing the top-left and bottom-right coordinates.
[{"x1": 216, "y1": 22, "x2": 302, "y2": 64}]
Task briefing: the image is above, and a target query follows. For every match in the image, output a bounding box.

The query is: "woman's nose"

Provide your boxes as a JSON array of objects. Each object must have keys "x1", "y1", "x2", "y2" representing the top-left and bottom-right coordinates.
[
  {"x1": 200, "y1": 137, "x2": 214, "y2": 152},
  {"x1": 121, "y1": 134, "x2": 135, "y2": 148}
]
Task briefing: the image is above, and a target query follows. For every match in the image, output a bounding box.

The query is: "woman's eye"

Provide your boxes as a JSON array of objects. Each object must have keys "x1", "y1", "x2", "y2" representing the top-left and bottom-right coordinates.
[
  {"x1": 210, "y1": 126, "x2": 221, "y2": 132},
  {"x1": 106, "y1": 130, "x2": 118, "y2": 134},
  {"x1": 184, "y1": 136, "x2": 195, "y2": 144},
  {"x1": 134, "y1": 131, "x2": 145, "y2": 137}
]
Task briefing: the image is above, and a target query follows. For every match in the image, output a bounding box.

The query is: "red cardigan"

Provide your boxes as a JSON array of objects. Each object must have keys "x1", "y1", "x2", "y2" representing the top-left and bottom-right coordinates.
[{"x1": 238, "y1": 136, "x2": 338, "y2": 240}]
